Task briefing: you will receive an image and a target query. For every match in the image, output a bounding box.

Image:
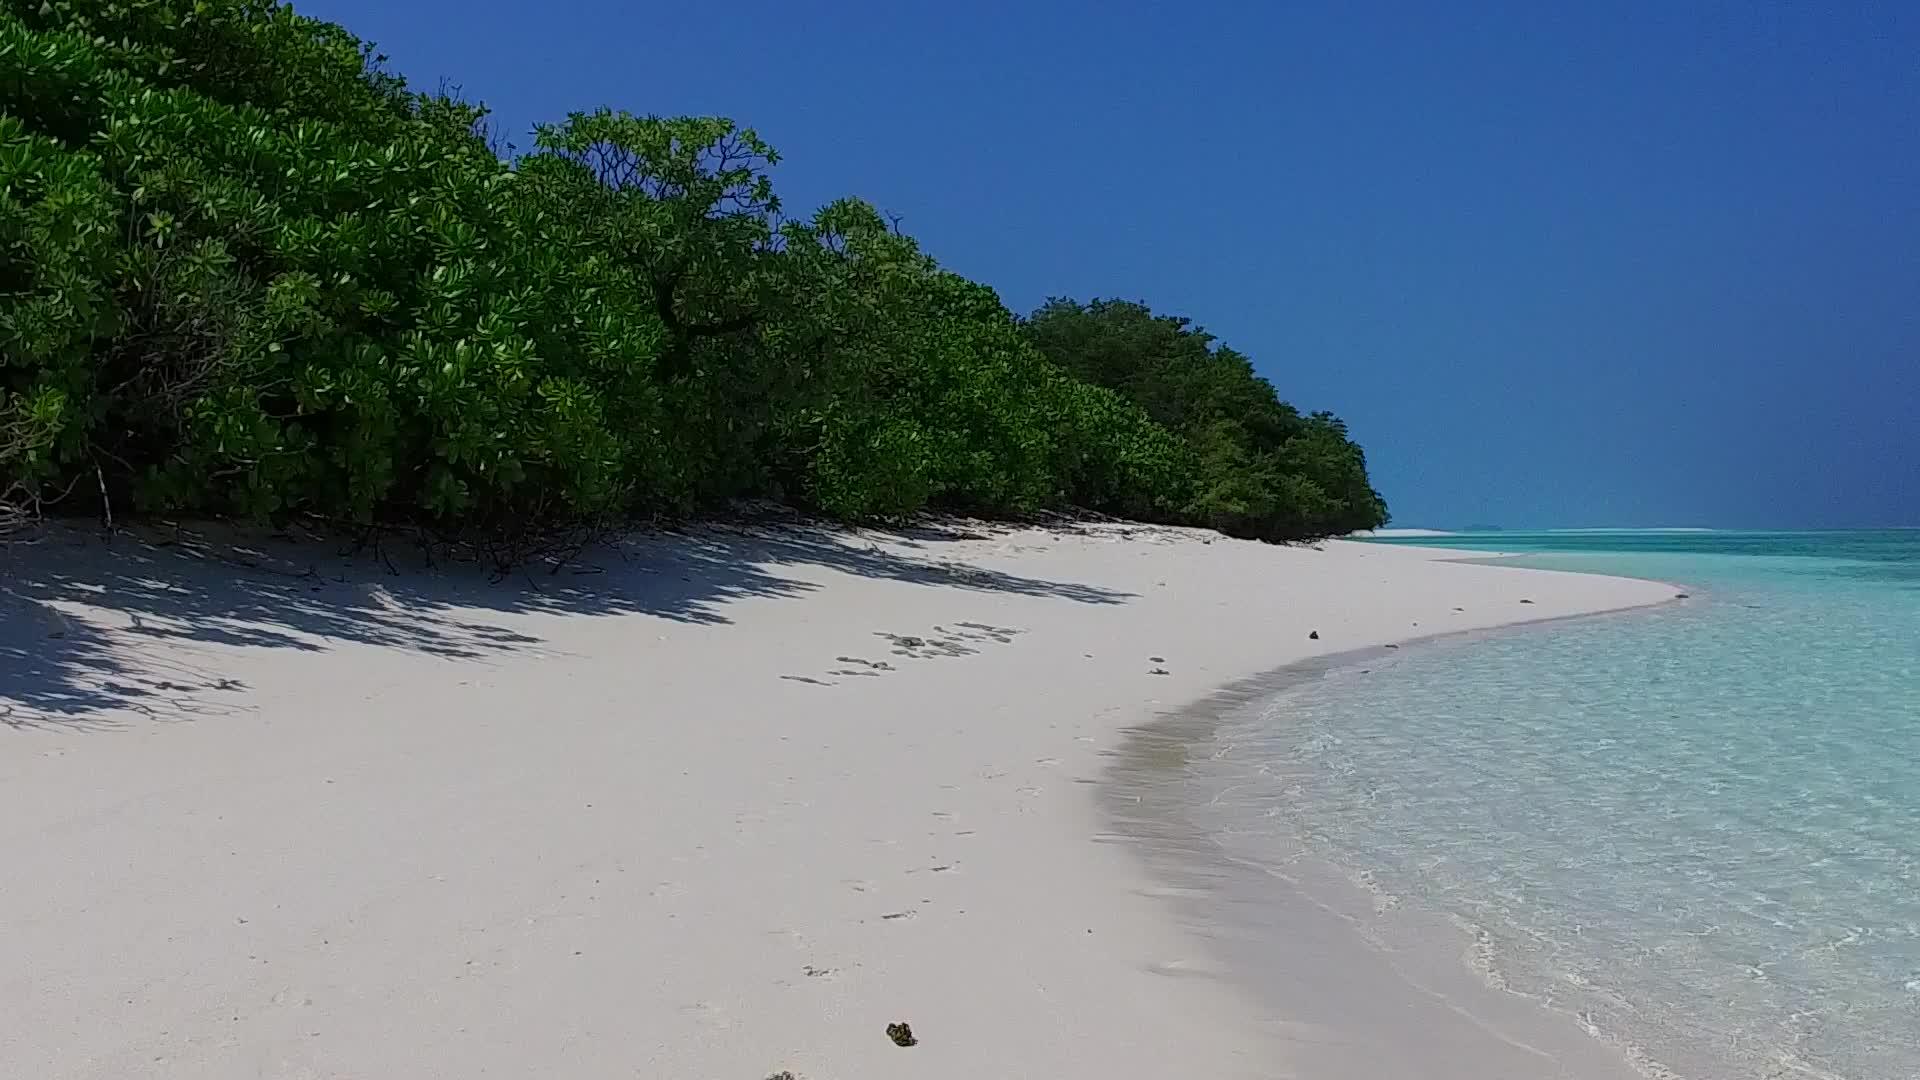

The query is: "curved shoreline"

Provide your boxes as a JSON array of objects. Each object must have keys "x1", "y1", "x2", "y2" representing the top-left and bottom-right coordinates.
[
  {"x1": 1101, "y1": 594, "x2": 1693, "y2": 1080},
  {"x1": 1, "y1": 524, "x2": 1678, "y2": 1079}
]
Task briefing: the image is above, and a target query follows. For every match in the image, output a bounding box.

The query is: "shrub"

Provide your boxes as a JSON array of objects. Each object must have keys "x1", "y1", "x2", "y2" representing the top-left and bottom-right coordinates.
[{"x1": 0, "y1": 0, "x2": 1387, "y2": 554}]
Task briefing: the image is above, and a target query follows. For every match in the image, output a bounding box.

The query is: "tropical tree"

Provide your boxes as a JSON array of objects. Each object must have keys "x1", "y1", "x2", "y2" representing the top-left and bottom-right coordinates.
[
  {"x1": 1022, "y1": 298, "x2": 1389, "y2": 538},
  {"x1": 1, "y1": 0, "x2": 1388, "y2": 557}
]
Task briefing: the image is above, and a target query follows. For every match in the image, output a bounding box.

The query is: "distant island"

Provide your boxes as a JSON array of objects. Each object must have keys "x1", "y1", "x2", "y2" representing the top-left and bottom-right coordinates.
[{"x1": 0, "y1": 0, "x2": 1387, "y2": 563}]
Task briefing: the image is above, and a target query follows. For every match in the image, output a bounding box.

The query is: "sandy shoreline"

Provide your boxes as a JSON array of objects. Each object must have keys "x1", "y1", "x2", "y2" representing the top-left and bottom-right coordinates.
[
  {"x1": 1, "y1": 519, "x2": 1674, "y2": 1078},
  {"x1": 1104, "y1": 610, "x2": 1689, "y2": 1080}
]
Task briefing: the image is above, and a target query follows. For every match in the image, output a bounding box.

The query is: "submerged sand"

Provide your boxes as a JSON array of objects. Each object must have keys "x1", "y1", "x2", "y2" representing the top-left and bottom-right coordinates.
[{"x1": 0, "y1": 519, "x2": 1672, "y2": 1078}]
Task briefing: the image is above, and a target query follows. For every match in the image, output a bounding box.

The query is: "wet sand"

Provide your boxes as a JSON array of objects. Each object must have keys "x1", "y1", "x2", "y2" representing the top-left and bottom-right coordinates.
[
  {"x1": 1104, "y1": 623, "x2": 1676, "y2": 1079},
  {"x1": 0, "y1": 518, "x2": 1671, "y2": 1078}
]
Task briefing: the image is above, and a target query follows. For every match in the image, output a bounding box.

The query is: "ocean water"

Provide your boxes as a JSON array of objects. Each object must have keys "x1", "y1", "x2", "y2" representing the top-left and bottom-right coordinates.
[{"x1": 1210, "y1": 531, "x2": 1920, "y2": 1079}]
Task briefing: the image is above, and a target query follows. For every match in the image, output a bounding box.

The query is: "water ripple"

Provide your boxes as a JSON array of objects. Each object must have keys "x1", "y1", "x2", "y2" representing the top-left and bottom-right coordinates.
[{"x1": 1201, "y1": 537, "x2": 1920, "y2": 1080}]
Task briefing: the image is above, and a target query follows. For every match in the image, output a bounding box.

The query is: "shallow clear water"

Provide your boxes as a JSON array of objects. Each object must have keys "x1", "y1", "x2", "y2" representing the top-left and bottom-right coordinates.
[{"x1": 1223, "y1": 531, "x2": 1920, "y2": 1079}]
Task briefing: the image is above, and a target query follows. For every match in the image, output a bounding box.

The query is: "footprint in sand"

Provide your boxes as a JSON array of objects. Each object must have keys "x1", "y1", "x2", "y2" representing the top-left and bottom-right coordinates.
[
  {"x1": 800, "y1": 625, "x2": 1028, "y2": 682},
  {"x1": 678, "y1": 1000, "x2": 732, "y2": 1028},
  {"x1": 952, "y1": 621, "x2": 1022, "y2": 644},
  {"x1": 875, "y1": 631, "x2": 976, "y2": 659}
]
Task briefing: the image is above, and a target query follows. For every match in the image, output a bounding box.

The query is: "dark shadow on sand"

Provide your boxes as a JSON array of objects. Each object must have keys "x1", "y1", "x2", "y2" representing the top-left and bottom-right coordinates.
[{"x1": 0, "y1": 521, "x2": 1130, "y2": 731}]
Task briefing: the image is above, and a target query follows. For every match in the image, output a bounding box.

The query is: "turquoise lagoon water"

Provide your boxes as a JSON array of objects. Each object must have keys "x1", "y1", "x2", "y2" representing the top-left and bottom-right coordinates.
[{"x1": 1219, "y1": 531, "x2": 1919, "y2": 1079}]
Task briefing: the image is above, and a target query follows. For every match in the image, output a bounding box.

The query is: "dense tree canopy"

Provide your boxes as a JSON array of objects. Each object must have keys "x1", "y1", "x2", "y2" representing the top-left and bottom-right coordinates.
[
  {"x1": 1022, "y1": 299, "x2": 1389, "y2": 539},
  {"x1": 0, "y1": 0, "x2": 1386, "y2": 558}
]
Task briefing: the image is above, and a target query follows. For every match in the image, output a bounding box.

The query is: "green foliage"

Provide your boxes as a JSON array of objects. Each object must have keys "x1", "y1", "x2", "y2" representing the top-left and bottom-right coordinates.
[
  {"x1": 0, "y1": 113, "x2": 118, "y2": 475},
  {"x1": 1022, "y1": 299, "x2": 1390, "y2": 539},
  {"x1": 0, "y1": 0, "x2": 1387, "y2": 555}
]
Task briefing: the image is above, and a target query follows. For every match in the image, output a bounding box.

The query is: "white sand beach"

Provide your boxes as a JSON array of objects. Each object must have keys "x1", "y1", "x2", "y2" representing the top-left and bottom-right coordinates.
[{"x1": 0, "y1": 520, "x2": 1674, "y2": 1079}]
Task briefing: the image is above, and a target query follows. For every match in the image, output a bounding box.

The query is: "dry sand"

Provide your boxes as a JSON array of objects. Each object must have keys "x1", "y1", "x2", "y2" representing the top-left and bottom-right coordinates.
[{"x1": 0, "y1": 519, "x2": 1673, "y2": 1079}]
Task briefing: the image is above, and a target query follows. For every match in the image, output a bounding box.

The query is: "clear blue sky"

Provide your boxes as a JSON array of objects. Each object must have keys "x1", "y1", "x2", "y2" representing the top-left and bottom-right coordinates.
[{"x1": 302, "y1": 0, "x2": 1917, "y2": 529}]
